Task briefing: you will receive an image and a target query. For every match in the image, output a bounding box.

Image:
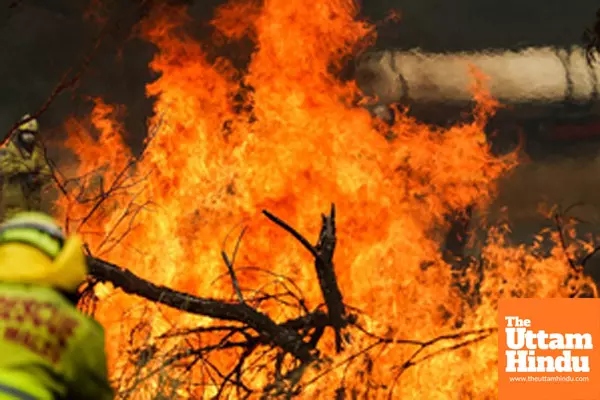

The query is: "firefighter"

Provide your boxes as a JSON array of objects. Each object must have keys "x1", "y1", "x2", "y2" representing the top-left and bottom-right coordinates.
[
  {"x1": 0, "y1": 115, "x2": 52, "y2": 221},
  {"x1": 0, "y1": 211, "x2": 114, "y2": 400}
]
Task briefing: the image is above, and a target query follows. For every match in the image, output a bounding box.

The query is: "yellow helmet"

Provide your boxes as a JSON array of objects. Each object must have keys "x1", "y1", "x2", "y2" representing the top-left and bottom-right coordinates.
[
  {"x1": 0, "y1": 212, "x2": 88, "y2": 292},
  {"x1": 17, "y1": 114, "x2": 39, "y2": 133}
]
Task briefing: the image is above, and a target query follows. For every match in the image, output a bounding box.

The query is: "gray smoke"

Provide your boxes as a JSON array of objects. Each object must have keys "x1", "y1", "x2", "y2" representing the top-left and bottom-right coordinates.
[{"x1": 356, "y1": 47, "x2": 600, "y2": 105}]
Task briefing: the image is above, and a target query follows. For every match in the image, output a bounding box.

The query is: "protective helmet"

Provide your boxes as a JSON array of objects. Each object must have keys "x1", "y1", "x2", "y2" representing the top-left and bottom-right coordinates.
[
  {"x1": 0, "y1": 212, "x2": 88, "y2": 292},
  {"x1": 17, "y1": 114, "x2": 39, "y2": 134}
]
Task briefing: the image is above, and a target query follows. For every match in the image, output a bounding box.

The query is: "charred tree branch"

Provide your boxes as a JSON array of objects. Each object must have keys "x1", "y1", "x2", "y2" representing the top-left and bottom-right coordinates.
[
  {"x1": 80, "y1": 202, "x2": 503, "y2": 396},
  {"x1": 87, "y1": 256, "x2": 314, "y2": 362},
  {"x1": 263, "y1": 205, "x2": 348, "y2": 352}
]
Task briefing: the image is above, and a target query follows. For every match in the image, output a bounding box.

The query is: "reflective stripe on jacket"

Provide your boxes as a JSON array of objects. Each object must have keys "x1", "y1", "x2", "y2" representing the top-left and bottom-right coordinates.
[{"x1": 0, "y1": 382, "x2": 38, "y2": 400}]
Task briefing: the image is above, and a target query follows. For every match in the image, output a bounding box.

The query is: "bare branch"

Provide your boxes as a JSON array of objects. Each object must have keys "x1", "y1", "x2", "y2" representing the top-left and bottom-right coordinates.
[
  {"x1": 262, "y1": 210, "x2": 319, "y2": 258},
  {"x1": 87, "y1": 256, "x2": 315, "y2": 363},
  {"x1": 221, "y1": 226, "x2": 247, "y2": 304},
  {"x1": 264, "y1": 204, "x2": 348, "y2": 352}
]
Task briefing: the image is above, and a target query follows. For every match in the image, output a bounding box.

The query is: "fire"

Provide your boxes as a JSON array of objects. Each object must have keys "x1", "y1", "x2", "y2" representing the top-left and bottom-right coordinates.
[{"x1": 49, "y1": 0, "x2": 596, "y2": 398}]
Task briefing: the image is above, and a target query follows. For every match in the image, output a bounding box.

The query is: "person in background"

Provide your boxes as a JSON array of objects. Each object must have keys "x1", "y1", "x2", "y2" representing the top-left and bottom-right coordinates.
[
  {"x1": 0, "y1": 115, "x2": 52, "y2": 221},
  {"x1": 0, "y1": 211, "x2": 114, "y2": 400}
]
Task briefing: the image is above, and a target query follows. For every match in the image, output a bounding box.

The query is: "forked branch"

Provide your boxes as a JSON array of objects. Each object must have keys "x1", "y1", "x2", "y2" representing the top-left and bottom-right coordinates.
[{"x1": 263, "y1": 204, "x2": 348, "y2": 352}]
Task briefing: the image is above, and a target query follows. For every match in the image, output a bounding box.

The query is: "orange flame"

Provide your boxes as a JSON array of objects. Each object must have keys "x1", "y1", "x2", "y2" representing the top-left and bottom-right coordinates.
[{"x1": 51, "y1": 1, "x2": 596, "y2": 398}]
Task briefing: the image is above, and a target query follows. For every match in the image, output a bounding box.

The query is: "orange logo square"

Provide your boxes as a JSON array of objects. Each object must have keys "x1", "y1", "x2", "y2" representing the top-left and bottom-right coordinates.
[{"x1": 499, "y1": 298, "x2": 600, "y2": 400}]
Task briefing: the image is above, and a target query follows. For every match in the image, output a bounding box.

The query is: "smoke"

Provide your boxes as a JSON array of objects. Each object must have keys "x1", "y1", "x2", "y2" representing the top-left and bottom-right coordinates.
[
  {"x1": 360, "y1": 0, "x2": 596, "y2": 52},
  {"x1": 2, "y1": 1, "x2": 597, "y2": 138},
  {"x1": 356, "y1": 46, "x2": 600, "y2": 268},
  {"x1": 0, "y1": 0, "x2": 227, "y2": 153},
  {"x1": 482, "y1": 152, "x2": 600, "y2": 280},
  {"x1": 491, "y1": 153, "x2": 600, "y2": 229},
  {"x1": 356, "y1": 47, "x2": 600, "y2": 105},
  {"x1": 4, "y1": 0, "x2": 600, "y2": 253}
]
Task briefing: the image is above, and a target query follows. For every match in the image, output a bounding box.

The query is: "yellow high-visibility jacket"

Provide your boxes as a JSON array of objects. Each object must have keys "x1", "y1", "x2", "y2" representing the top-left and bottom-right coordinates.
[
  {"x1": 0, "y1": 139, "x2": 51, "y2": 221},
  {"x1": 0, "y1": 282, "x2": 114, "y2": 400}
]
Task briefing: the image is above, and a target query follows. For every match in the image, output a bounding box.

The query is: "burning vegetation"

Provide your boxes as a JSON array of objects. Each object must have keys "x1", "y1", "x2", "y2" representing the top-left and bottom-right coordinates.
[{"x1": 26, "y1": 0, "x2": 600, "y2": 398}]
